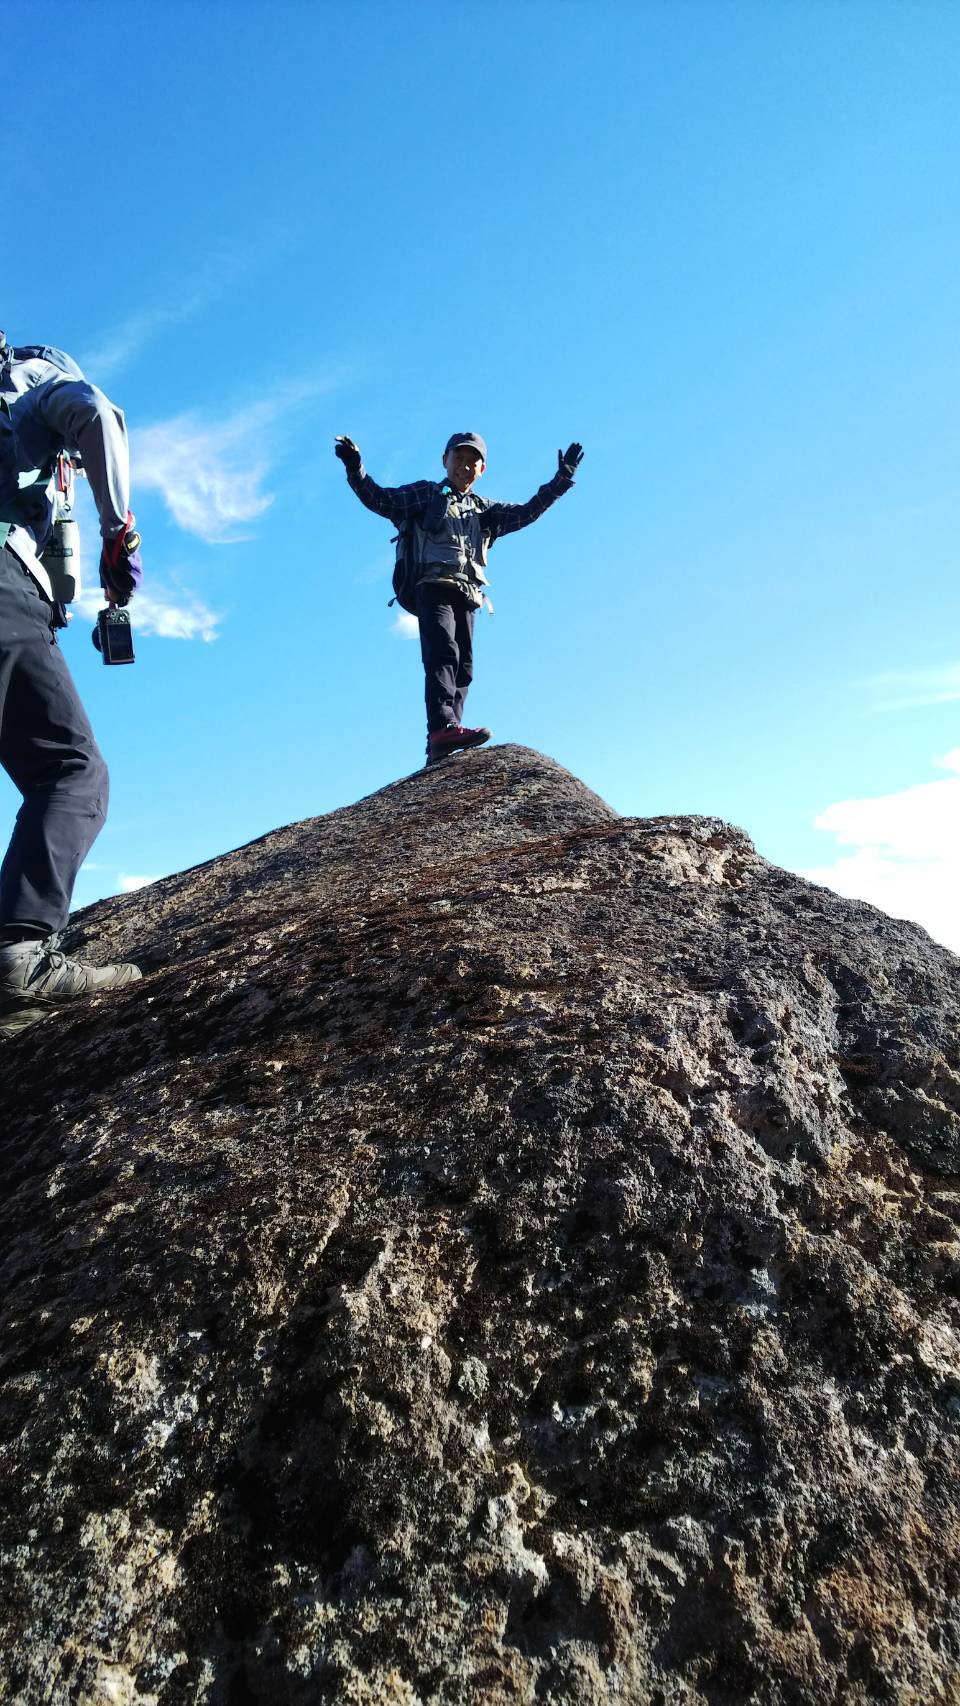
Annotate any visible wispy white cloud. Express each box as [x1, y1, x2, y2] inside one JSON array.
[[82, 298, 217, 381], [131, 375, 338, 543], [392, 611, 420, 640], [866, 663, 960, 711], [801, 749, 960, 953], [79, 246, 262, 378], [118, 874, 161, 894], [73, 579, 220, 643], [131, 413, 273, 542], [66, 479, 220, 640], [118, 873, 161, 900]]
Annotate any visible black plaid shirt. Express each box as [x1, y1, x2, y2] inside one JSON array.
[[345, 464, 574, 545]]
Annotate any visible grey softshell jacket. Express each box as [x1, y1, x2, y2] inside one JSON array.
[[0, 345, 130, 603]]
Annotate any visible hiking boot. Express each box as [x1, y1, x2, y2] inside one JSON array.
[[0, 938, 142, 1038], [427, 724, 492, 764]]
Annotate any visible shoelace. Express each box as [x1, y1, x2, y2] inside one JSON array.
[[30, 949, 82, 988]]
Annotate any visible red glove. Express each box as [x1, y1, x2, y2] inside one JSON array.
[[100, 511, 143, 606]]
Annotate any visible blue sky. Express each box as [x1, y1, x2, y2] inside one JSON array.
[[5, 0, 960, 946]]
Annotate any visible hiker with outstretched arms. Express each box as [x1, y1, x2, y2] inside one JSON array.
[[335, 431, 583, 765], [0, 332, 143, 1037]]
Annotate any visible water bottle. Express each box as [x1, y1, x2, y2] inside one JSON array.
[[41, 516, 81, 603]]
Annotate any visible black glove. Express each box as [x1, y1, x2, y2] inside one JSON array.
[[558, 442, 584, 479], [335, 436, 362, 476]]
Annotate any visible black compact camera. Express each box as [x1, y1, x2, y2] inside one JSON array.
[[93, 607, 135, 666]]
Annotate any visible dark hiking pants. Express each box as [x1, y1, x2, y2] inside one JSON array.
[[416, 582, 476, 733], [0, 545, 108, 933]]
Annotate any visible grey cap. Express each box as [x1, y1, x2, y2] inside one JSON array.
[[444, 431, 487, 462]]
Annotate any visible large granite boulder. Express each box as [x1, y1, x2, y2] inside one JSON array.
[[0, 745, 958, 1704]]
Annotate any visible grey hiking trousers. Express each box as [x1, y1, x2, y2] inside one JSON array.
[[0, 545, 108, 932]]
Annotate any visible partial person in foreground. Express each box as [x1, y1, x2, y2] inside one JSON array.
[[0, 333, 144, 1038], [335, 430, 583, 765]]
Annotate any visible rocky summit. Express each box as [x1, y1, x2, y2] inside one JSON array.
[[0, 744, 958, 1706]]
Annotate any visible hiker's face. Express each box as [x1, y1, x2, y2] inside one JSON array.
[[443, 446, 484, 493]]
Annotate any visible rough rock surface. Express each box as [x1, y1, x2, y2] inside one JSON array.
[[1, 744, 959, 1705]]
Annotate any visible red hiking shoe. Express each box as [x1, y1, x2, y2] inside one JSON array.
[[426, 725, 492, 764]]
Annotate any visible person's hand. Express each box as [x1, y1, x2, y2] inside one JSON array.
[[99, 512, 143, 607], [558, 443, 584, 478], [335, 436, 362, 476]]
